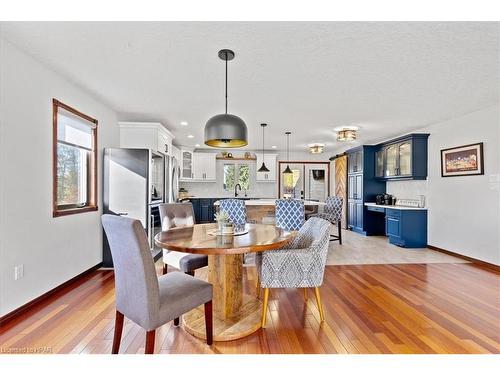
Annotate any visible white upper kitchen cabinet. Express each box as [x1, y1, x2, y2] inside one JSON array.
[[256, 154, 278, 181], [119, 122, 174, 156], [180, 147, 194, 180], [171, 145, 181, 162], [192, 152, 217, 181]]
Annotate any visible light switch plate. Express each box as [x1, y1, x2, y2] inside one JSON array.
[[14, 264, 24, 280]]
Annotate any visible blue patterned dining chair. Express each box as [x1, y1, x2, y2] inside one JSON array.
[[256, 217, 331, 326], [310, 196, 343, 244], [219, 199, 248, 226], [275, 199, 305, 231]]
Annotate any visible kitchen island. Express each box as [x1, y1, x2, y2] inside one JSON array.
[[214, 199, 325, 223]]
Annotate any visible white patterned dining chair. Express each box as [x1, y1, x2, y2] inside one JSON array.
[[255, 199, 305, 296], [256, 217, 332, 326]]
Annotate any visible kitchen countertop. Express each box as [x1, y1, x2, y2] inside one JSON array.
[[214, 199, 326, 206], [365, 202, 427, 211]]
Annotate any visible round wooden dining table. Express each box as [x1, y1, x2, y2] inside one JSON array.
[[154, 223, 292, 341]]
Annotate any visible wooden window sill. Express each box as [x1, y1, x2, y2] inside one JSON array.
[[53, 206, 98, 218]]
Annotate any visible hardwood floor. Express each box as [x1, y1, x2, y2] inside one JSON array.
[[1, 262, 499, 354]]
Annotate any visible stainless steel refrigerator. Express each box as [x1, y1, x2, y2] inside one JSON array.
[[102, 148, 178, 267]]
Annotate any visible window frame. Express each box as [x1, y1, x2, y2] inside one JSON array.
[[52, 99, 98, 217]]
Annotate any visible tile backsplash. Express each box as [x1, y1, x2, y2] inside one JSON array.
[[386, 180, 428, 202]]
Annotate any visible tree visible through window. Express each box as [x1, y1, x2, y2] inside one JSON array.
[[53, 99, 98, 217], [223, 163, 250, 191]]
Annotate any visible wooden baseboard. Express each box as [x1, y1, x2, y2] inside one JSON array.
[[0, 263, 102, 326], [427, 245, 500, 272]]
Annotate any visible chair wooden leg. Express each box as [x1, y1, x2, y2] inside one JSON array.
[[261, 288, 269, 327], [145, 330, 155, 354], [303, 288, 308, 301], [313, 287, 325, 322], [338, 221, 342, 245], [112, 310, 124, 354], [256, 274, 261, 298], [162, 264, 168, 275], [173, 317, 180, 326], [204, 301, 213, 345]]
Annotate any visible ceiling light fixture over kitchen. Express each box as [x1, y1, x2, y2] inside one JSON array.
[[258, 123, 270, 172], [309, 143, 325, 154], [335, 126, 358, 142], [204, 49, 248, 148]]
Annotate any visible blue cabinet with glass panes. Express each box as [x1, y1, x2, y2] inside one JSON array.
[[374, 134, 430, 180]]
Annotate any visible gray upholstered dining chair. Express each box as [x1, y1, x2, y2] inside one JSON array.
[[256, 217, 331, 326], [159, 203, 208, 276], [101, 214, 213, 354]]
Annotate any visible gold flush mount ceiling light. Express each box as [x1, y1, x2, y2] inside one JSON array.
[[334, 126, 358, 142], [308, 143, 325, 154]]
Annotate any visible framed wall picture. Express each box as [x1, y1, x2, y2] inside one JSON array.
[[440, 142, 484, 177]]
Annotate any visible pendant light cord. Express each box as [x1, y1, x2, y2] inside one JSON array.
[[225, 51, 228, 114], [262, 125, 265, 157], [287, 133, 290, 161]]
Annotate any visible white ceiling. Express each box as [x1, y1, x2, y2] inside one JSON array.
[[1, 22, 498, 154]]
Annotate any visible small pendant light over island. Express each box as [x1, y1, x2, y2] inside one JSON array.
[[258, 123, 270, 172]]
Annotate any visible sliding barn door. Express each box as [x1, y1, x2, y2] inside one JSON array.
[[334, 155, 348, 229]]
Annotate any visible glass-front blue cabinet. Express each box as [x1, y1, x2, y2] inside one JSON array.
[[375, 134, 429, 180]]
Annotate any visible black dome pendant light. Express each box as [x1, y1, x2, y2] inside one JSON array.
[[283, 131, 293, 175], [258, 123, 270, 172], [204, 49, 248, 148]]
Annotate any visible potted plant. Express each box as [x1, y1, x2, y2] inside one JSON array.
[[214, 210, 230, 232]]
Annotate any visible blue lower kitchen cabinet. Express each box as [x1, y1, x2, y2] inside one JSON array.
[[385, 208, 427, 248], [186, 198, 220, 223]]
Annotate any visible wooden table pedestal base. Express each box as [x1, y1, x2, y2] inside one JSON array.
[[182, 294, 262, 341]]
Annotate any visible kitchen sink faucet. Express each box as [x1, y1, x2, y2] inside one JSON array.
[[234, 183, 241, 197]]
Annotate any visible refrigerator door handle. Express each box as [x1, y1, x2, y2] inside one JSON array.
[[149, 214, 155, 249]]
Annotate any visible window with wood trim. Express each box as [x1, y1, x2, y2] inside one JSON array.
[[53, 99, 98, 217]]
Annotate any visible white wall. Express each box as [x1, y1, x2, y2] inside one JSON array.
[[179, 150, 332, 198], [387, 105, 500, 265], [0, 38, 119, 316]]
